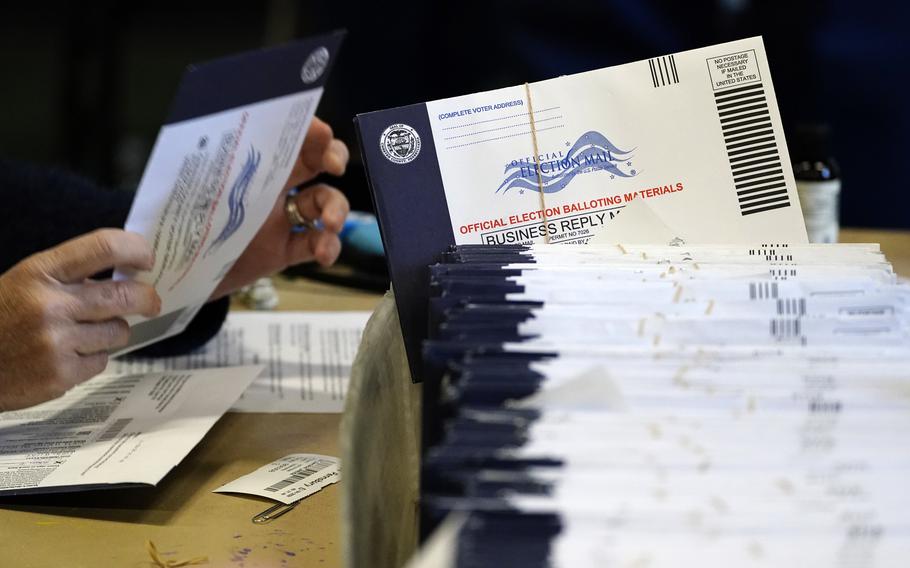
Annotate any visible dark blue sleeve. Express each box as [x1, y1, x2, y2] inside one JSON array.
[[0, 158, 134, 274]]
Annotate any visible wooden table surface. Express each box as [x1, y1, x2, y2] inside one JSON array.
[[840, 227, 910, 276], [0, 228, 906, 568]]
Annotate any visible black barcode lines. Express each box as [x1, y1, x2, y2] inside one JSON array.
[[649, 55, 679, 88], [748, 281, 779, 300], [96, 418, 132, 443], [769, 268, 798, 280], [770, 317, 802, 341], [714, 83, 790, 216], [265, 459, 335, 493], [776, 298, 808, 316]]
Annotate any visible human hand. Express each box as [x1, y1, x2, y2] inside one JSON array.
[[210, 116, 350, 300], [0, 229, 161, 411]]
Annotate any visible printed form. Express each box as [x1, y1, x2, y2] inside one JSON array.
[[431, 38, 805, 244], [114, 32, 344, 354], [107, 311, 371, 413], [0, 366, 262, 494]]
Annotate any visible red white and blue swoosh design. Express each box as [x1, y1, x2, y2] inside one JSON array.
[[496, 131, 637, 194], [206, 146, 260, 256]]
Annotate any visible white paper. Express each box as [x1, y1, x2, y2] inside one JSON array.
[[214, 453, 340, 504], [423, 243, 910, 567], [107, 311, 371, 413], [423, 37, 807, 246], [0, 365, 262, 494], [116, 88, 324, 355], [588, 196, 678, 245]]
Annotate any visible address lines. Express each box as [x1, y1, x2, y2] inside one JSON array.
[[442, 106, 564, 150]]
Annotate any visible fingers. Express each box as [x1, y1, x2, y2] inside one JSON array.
[[287, 118, 349, 187], [38, 229, 155, 284], [5, 335, 111, 409], [293, 184, 350, 233], [287, 229, 342, 267], [71, 279, 162, 321], [323, 139, 349, 177], [73, 353, 110, 386], [74, 319, 131, 355], [0, 232, 152, 410], [298, 117, 335, 178]]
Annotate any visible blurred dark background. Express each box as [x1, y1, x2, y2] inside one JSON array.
[[1, 0, 908, 228]]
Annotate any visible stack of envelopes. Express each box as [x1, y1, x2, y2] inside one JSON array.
[[420, 243, 910, 567]]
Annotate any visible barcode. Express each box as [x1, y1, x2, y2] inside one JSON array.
[[748, 249, 794, 261], [776, 298, 807, 316], [748, 244, 790, 254], [648, 55, 679, 88], [748, 282, 779, 300], [264, 459, 335, 493], [714, 83, 790, 216], [769, 268, 798, 280], [748, 246, 793, 261], [96, 418, 132, 443], [770, 318, 802, 340]]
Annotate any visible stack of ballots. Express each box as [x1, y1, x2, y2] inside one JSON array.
[[420, 242, 910, 567], [353, 35, 910, 567]]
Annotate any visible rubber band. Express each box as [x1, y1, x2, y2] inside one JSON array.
[[146, 540, 209, 568], [523, 83, 551, 244]]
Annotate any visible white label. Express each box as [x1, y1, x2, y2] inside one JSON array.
[[707, 49, 761, 90], [214, 453, 340, 504]]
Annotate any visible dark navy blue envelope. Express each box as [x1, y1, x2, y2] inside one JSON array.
[[166, 30, 346, 125], [355, 108, 455, 381]]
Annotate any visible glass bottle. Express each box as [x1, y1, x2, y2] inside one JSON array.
[[792, 123, 841, 243]]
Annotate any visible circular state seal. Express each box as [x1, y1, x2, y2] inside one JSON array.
[[379, 124, 421, 164], [301, 47, 330, 84]]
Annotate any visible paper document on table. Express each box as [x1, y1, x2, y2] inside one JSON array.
[[0, 365, 262, 495], [114, 32, 344, 355], [108, 311, 371, 413], [214, 453, 340, 505]]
